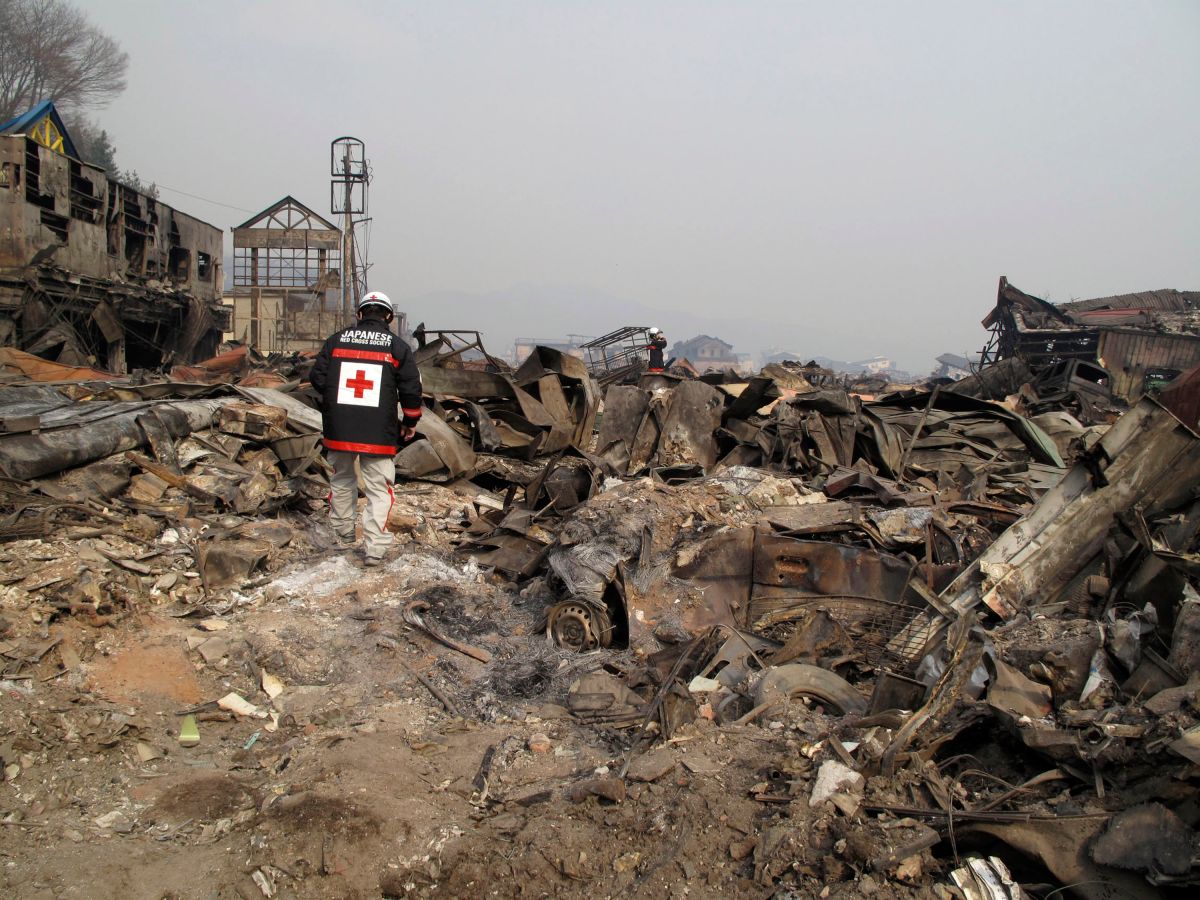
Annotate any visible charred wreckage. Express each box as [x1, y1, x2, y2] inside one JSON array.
[[1, 102, 228, 373], [2, 291, 1199, 896], [1, 109, 1200, 896]]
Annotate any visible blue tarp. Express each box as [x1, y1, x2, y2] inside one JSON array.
[[0, 99, 79, 159]]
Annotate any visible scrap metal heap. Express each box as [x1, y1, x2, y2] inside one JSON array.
[[0, 315, 1199, 895]]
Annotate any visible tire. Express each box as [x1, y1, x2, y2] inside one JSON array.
[[752, 664, 867, 715]]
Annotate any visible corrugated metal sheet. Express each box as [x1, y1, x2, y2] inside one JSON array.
[[1061, 289, 1200, 314], [1098, 330, 1200, 400], [1159, 364, 1200, 432]]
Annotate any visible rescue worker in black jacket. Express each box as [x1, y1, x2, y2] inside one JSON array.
[[646, 327, 667, 372], [310, 291, 423, 566]]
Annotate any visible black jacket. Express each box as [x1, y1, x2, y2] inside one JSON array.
[[647, 336, 667, 369], [310, 319, 423, 456]]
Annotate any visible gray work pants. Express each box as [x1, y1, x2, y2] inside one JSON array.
[[328, 451, 395, 559]]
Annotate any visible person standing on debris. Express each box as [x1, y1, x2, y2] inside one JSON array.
[[310, 291, 423, 566], [646, 327, 667, 373]]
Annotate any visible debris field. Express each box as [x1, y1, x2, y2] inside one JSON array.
[[1, 300, 1199, 899]]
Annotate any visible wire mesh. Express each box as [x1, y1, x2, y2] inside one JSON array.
[[756, 595, 930, 670]]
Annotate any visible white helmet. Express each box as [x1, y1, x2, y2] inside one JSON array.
[[648, 327, 660, 335], [357, 291, 393, 314]]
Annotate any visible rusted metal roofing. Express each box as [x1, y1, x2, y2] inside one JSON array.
[[1060, 289, 1200, 315], [1099, 329, 1200, 401], [1158, 363, 1200, 432], [984, 278, 1200, 402]]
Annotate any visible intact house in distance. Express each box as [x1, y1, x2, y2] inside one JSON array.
[[669, 334, 742, 373]]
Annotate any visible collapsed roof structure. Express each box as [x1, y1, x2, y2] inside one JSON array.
[[0, 101, 229, 372], [982, 276, 1200, 402]]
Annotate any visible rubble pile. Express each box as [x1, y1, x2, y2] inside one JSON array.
[[458, 367, 1200, 896], [0, 335, 1198, 898]]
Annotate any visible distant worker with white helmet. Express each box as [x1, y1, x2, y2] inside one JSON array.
[[645, 327, 668, 373], [309, 291, 423, 566]]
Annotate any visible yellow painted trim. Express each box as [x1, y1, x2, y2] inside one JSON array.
[[31, 115, 65, 154]]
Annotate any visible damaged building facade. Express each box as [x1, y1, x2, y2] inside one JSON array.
[[226, 196, 346, 353], [983, 275, 1200, 403], [0, 102, 228, 372]]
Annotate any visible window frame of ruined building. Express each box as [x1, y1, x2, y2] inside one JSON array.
[[105, 186, 121, 256], [121, 187, 149, 272], [68, 159, 102, 225], [124, 229, 146, 270], [168, 246, 192, 281], [197, 251, 213, 282], [144, 207, 162, 277], [23, 139, 55, 211], [40, 209, 69, 243]]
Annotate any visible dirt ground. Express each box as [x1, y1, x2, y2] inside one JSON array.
[[0, 513, 939, 900]]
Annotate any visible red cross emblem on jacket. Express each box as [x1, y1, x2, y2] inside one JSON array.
[[345, 369, 375, 399]]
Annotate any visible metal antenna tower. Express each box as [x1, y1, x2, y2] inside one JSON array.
[[331, 137, 370, 321]]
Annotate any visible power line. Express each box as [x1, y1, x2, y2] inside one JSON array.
[[152, 183, 256, 214]]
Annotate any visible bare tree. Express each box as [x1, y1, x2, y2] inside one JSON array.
[[0, 0, 128, 122]]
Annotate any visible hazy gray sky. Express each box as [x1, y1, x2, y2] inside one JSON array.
[[86, 0, 1199, 370]]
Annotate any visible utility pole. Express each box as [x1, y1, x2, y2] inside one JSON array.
[[341, 142, 353, 322], [331, 137, 369, 323]]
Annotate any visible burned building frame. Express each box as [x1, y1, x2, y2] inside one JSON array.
[[227, 196, 345, 353], [981, 275, 1200, 402], [0, 101, 228, 373]]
